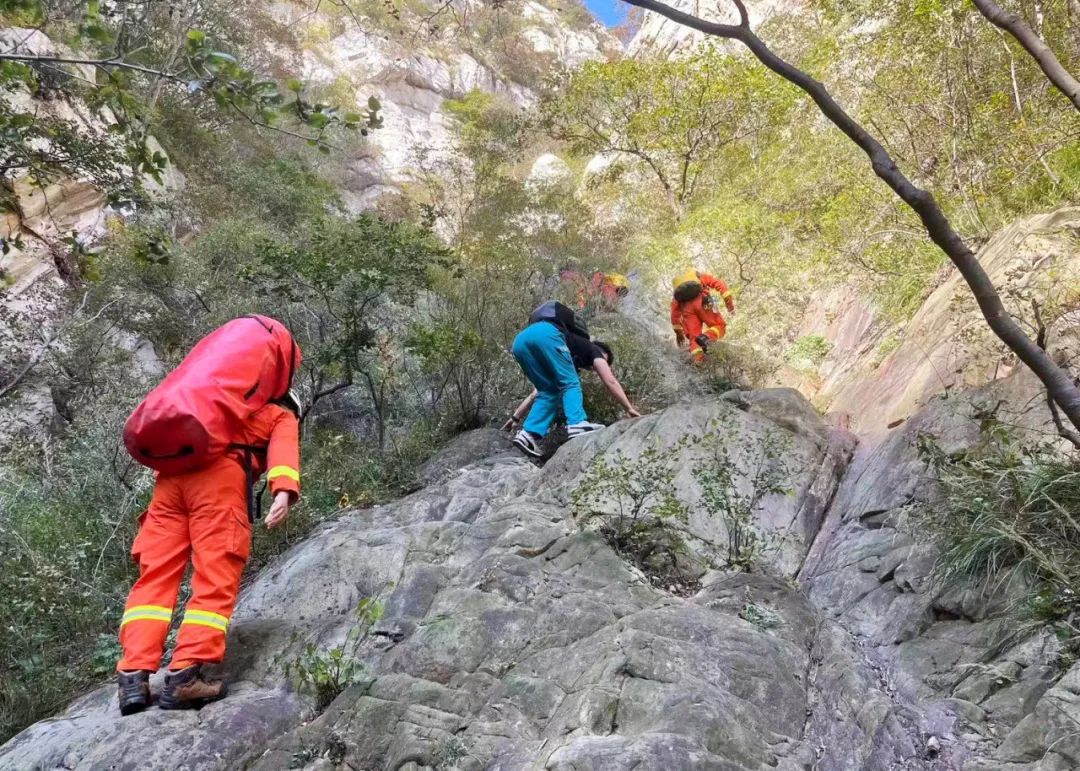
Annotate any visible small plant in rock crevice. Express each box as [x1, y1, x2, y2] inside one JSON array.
[[694, 419, 795, 572], [740, 599, 781, 631], [431, 736, 471, 769], [570, 417, 797, 587], [571, 438, 700, 590], [282, 597, 385, 711]]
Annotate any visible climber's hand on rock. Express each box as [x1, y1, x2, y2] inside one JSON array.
[[626, 406, 642, 418], [265, 491, 292, 530], [501, 416, 519, 432]]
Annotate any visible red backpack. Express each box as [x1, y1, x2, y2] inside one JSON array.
[[124, 315, 301, 475]]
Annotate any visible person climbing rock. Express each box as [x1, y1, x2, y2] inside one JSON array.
[[670, 268, 736, 364], [503, 300, 640, 457], [115, 316, 302, 715], [559, 269, 631, 312]]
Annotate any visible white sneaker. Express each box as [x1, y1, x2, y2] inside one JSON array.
[[566, 421, 604, 438], [512, 430, 543, 457]]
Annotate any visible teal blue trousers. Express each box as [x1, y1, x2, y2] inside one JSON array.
[[511, 322, 587, 436]]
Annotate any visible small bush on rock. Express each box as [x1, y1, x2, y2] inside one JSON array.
[[283, 597, 384, 711], [695, 419, 794, 571], [919, 431, 1080, 651], [571, 439, 704, 591]]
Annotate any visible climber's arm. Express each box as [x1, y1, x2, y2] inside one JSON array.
[[670, 299, 686, 346], [265, 409, 300, 529], [502, 389, 538, 431], [592, 358, 641, 418], [702, 274, 736, 313]]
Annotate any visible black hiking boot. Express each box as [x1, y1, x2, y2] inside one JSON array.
[[158, 665, 227, 710], [117, 670, 151, 716]]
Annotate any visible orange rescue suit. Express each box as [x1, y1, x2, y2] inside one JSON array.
[[671, 272, 735, 363], [117, 403, 300, 673]]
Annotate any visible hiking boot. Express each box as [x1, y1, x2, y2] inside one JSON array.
[[566, 421, 604, 438], [512, 429, 543, 457], [117, 670, 150, 716], [158, 665, 227, 710]]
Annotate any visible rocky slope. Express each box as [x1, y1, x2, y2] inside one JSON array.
[[4, 386, 1077, 769]]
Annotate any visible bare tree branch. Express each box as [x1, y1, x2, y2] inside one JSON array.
[[971, 0, 1080, 113], [1031, 300, 1080, 449], [618, 0, 1080, 434], [0, 292, 90, 401], [0, 52, 186, 81]]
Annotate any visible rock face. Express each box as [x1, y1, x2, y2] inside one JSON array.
[[627, 0, 806, 59], [3, 388, 1078, 769], [793, 207, 1080, 435], [268, 0, 618, 208]]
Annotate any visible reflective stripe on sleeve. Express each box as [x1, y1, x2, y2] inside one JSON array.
[[267, 465, 299, 482], [121, 605, 174, 627], [181, 609, 230, 633]]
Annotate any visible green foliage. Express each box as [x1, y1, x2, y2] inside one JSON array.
[[0, 399, 148, 740], [283, 598, 384, 711], [541, 46, 792, 220], [918, 430, 1080, 649], [739, 599, 781, 631], [431, 737, 471, 769], [572, 440, 692, 530], [0, 0, 382, 196], [694, 419, 794, 572], [572, 439, 700, 588], [785, 335, 832, 370]]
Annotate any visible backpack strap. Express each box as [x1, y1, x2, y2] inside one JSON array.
[[228, 442, 269, 523]]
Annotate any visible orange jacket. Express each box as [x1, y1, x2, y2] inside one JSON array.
[[671, 273, 735, 335], [230, 403, 301, 501]]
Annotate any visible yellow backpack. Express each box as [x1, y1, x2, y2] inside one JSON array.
[[672, 269, 702, 304]]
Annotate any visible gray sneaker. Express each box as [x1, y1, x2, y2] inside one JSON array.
[[512, 430, 543, 457], [566, 421, 604, 438]]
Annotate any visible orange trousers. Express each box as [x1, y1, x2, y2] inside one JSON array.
[[679, 296, 727, 362], [117, 455, 251, 672]]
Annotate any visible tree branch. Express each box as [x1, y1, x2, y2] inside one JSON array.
[[1031, 300, 1080, 449], [0, 292, 90, 401], [618, 0, 1080, 435], [0, 52, 186, 82], [971, 0, 1080, 113]]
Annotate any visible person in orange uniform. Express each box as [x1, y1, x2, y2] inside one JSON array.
[[116, 396, 301, 714], [670, 268, 736, 364]]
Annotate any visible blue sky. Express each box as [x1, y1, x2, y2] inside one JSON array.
[[583, 0, 628, 27]]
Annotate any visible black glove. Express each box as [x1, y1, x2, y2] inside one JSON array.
[[695, 334, 710, 352]]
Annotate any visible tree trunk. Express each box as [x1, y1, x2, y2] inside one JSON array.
[[619, 0, 1080, 433], [971, 0, 1080, 112]]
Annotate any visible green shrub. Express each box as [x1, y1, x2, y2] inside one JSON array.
[[571, 439, 702, 589], [694, 418, 794, 571], [283, 597, 384, 711], [919, 431, 1080, 649], [0, 407, 149, 740], [785, 334, 832, 370]]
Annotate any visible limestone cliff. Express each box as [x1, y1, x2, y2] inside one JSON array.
[[264, 0, 618, 208]]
